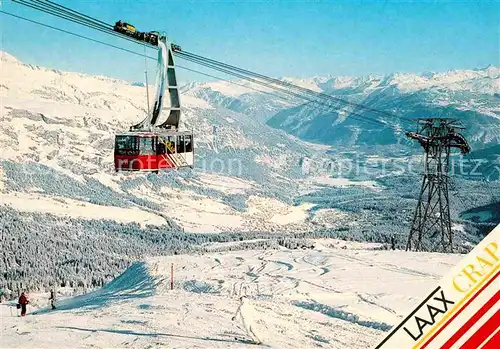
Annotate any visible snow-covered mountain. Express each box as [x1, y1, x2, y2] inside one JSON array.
[[185, 66, 500, 148], [1, 50, 498, 295], [181, 80, 296, 122], [270, 67, 500, 148], [0, 50, 314, 236], [291, 66, 499, 95], [0, 50, 323, 292], [2, 49, 498, 240]]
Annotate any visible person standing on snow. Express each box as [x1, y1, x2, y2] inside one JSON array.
[[232, 295, 262, 344], [18, 292, 29, 317], [49, 290, 56, 310]]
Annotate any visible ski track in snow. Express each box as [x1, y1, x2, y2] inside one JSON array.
[[0, 244, 462, 349]]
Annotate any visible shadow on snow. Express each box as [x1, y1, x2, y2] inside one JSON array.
[[56, 326, 257, 345], [35, 262, 157, 314], [294, 300, 392, 332]]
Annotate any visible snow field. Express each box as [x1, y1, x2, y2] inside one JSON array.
[[1, 242, 462, 348]]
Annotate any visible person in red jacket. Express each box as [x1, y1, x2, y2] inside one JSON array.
[[18, 292, 29, 317]]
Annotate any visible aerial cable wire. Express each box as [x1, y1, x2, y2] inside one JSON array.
[[0, 9, 290, 104], [176, 58, 400, 124], [34, 0, 113, 28], [177, 53, 396, 130], [177, 50, 414, 124], [15, 0, 412, 131], [23, 0, 149, 47], [16, 0, 412, 131], [14, 0, 109, 31], [180, 50, 414, 127], [8, 1, 496, 229], [2, 8, 399, 131], [28, 0, 157, 49], [0, 10, 154, 59], [177, 52, 413, 132], [12, 0, 155, 48], [12, 0, 123, 38], [178, 50, 407, 121], [0, 10, 297, 108], [177, 65, 303, 104], [30, 0, 112, 30], [177, 51, 410, 132], [178, 53, 401, 130]]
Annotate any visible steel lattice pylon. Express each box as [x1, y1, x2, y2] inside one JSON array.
[[405, 118, 471, 253]]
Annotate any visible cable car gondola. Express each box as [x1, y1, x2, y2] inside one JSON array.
[[114, 131, 193, 172], [114, 35, 193, 173]]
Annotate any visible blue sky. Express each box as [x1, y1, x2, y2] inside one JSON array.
[[1, 0, 498, 84]]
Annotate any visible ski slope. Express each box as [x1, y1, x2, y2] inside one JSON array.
[[0, 241, 462, 349]]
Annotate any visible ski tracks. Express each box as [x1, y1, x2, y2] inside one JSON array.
[[332, 250, 440, 279], [355, 293, 397, 315]]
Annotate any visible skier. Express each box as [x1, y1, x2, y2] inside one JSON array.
[[232, 295, 262, 344], [49, 290, 56, 310], [18, 292, 29, 317]]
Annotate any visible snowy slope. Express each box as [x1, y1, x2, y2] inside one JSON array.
[[1, 50, 335, 292], [181, 80, 296, 122], [0, 50, 315, 234], [0, 242, 463, 349]]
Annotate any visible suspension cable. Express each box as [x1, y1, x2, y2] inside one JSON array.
[[177, 65, 299, 103], [13, 0, 413, 130], [0, 9, 285, 103], [177, 50, 414, 125], [180, 46, 418, 128], [177, 53, 399, 130], [13, 0, 414, 130], [35, 0, 113, 28], [12, 0, 124, 39], [12, 0, 155, 48], [0, 10, 154, 59], [3, 6, 403, 131], [14, 0, 109, 31], [176, 51, 410, 131], [0, 10, 298, 108]]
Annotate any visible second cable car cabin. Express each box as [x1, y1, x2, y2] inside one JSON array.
[[114, 131, 193, 172]]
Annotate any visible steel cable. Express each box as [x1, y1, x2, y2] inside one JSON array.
[[178, 50, 414, 124], [177, 53, 400, 130]]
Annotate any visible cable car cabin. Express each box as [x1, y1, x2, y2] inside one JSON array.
[[114, 131, 194, 173]]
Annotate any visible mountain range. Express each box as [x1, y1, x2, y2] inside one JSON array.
[[184, 66, 499, 149]]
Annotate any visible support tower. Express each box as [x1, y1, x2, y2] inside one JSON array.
[[406, 118, 471, 253]]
